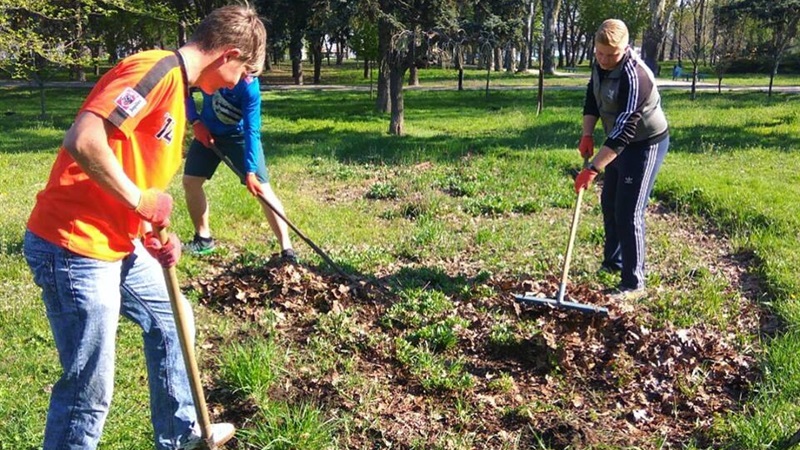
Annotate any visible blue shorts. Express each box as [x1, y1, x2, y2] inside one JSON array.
[[183, 133, 270, 184]]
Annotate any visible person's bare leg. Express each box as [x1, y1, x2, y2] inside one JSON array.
[[182, 175, 212, 238], [258, 183, 292, 251]]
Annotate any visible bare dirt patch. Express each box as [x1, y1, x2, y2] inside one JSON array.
[[190, 205, 766, 449]]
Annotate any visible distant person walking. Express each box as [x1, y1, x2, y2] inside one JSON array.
[[183, 76, 296, 262], [22, 5, 266, 449], [672, 62, 683, 81], [574, 18, 669, 301]]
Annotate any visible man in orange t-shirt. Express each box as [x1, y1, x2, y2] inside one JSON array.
[[23, 6, 266, 450]]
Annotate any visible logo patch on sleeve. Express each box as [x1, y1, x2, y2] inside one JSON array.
[[114, 87, 147, 117]]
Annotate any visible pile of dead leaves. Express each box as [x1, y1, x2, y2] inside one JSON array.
[[190, 257, 761, 449]]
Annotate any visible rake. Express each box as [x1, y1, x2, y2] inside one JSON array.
[[206, 143, 354, 282], [513, 182, 609, 316]]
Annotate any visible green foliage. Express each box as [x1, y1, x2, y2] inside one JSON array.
[[408, 316, 470, 353], [218, 337, 284, 403], [488, 321, 519, 348], [244, 401, 336, 450], [365, 181, 399, 200], [487, 372, 516, 394], [395, 337, 474, 393], [381, 289, 452, 329]]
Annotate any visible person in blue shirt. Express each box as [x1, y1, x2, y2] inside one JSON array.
[[183, 76, 295, 261]]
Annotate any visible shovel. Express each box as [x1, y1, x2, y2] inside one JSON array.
[[513, 164, 609, 316], [156, 227, 220, 449]]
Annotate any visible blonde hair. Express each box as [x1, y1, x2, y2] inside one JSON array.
[[595, 19, 629, 48], [190, 5, 267, 76]]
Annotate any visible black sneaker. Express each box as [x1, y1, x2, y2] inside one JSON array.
[[280, 248, 298, 263], [183, 234, 216, 255]]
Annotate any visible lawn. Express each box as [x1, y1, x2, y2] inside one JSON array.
[[0, 77, 799, 449]]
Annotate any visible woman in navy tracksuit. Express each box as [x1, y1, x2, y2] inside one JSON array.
[[574, 19, 669, 300]]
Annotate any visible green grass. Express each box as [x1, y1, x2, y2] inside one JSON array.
[[1, 75, 800, 447]]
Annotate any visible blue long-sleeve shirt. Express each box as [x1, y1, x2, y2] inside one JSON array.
[[187, 76, 262, 174]]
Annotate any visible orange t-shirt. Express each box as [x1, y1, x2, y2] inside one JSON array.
[[27, 50, 187, 261]]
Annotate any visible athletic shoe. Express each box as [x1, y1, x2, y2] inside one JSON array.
[[183, 234, 216, 255], [180, 422, 235, 449], [598, 262, 622, 274], [608, 287, 647, 302], [281, 248, 298, 263]]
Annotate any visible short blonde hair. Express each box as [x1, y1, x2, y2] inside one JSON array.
[[190, 5, 267, 76], [595, 19, 629, 48]]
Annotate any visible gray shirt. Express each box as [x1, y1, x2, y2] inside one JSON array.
[[583, 48, 669, 153]]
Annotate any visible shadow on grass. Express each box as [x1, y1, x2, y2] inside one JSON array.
[[0, 87, 85, 154], [3, 87, 799, 160]]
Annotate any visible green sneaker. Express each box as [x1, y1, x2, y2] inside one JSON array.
[[183, 234, 216, 255]]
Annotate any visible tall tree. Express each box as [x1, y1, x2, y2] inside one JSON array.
[[351, 9, 379, 80], [370, 0, 458, 135], [710, 0, 745, 92], [641, 0, 677, 74], [682, 0, 709, 99], [578, 0, 649, 55], [0, 1, 100, 115], [540, 0, 560, 73], [719, 0, 800, 96]]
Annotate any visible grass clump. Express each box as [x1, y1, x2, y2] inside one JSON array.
[[407, 316, 470, 353], [217, 337, 284, 403], [381, 288, 452, 329], [244, 401, 336, 450], [395, 338, 474, 393], [365, 181, 399, 200]]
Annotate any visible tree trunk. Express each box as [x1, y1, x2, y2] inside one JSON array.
[[493, 47, 502, 72], [290, 32, 304, 85], [324, 39, 332, 66], [769, 60, 778, 97], [408, 65, 419, 86], [541, 0, 560, 74], [455, 48, 464, 91], [557, 10, 567, 68], [177, 20, 188, 47], [336, 42, 345, 65], [73, 3, 86, 82], [642, 0, 673, 74], [313, 41, 323, 84], [388, 65, 406, 135], [537, 40, 544, 115], [363, 58, 370, 79], [520, 1, 534, 71], [376, 18, 391, 113]]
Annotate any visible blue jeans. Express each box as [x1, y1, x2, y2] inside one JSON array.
[[23, 231, 198, 450]]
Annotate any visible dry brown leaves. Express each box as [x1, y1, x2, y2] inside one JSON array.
[[191, 249, 761, 449]]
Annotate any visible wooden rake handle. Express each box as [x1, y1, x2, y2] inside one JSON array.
[[155, 227, 215, 449]]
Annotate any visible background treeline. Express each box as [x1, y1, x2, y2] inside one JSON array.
[[2, 0, 798, 79], [1, 0, 797, 130]]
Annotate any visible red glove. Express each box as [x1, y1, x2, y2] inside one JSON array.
[[574, 168, 598, 193], [578, 135, 594, 159], [142, 232, 182, 268], [245, 173, 264, 197], [134, 189, 173, 227], [192, 121, 214, 148]]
